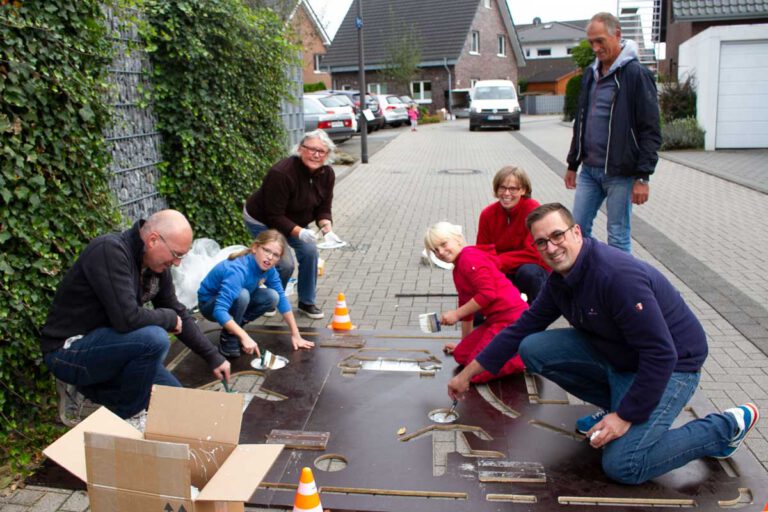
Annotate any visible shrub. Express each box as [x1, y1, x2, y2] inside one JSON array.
[[142, 0, 297, 245], [564, 73, 583, 121], [304, 81, 327, 93], [661, 117, 705, 150], [659, 75, 697, 122], [420, 113, 441, 124], [0, 0, 121, 476]]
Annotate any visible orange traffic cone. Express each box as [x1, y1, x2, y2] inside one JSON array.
[[328, 292, 355, 331], [293, 466, 323, 512]]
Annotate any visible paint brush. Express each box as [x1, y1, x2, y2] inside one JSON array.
[[448, 399, 458, 418], [418, 312, 441, 333], [221, 378, 232, 393]]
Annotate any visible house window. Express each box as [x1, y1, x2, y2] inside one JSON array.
[[341, 84, 353, 91], [313, 54, 322, 73], [525, 48, 531, 57], [367, 83, 387, 95], [537, 48, 551, 56], [411, 80, 432, 102], [497, 35, 506, 56], [470, 31, 480, 54], [566, 47, 575, 55], [483, 0, 491, 7]]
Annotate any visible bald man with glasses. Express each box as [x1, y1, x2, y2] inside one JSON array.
[[449, 203, 759, 485], [41, 209, 230, 428]]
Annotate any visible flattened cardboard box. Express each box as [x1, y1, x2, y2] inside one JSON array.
[[44, 385, 283, 512]]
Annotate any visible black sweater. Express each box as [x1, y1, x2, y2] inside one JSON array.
[[40, 222, 224, 370]]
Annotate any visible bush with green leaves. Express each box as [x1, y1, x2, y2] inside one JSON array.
[[659, 75, 697, 122], [661, 117, 705, 150], [142, 0, 297, 245], [564, 73, 583, 121], [304, 81, 328, 93], [0, 0, 121, 475]]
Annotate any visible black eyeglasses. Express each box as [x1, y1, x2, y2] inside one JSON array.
[[301, 144, 329, 156], [532, 226, 575, 251], [157, 233, 186, 260], [497, 185, 522, 194]]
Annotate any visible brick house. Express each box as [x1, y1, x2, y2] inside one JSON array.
[[319, 0, 525, 114], [289, 0, 332, 89], [655, 0, 768, 79]]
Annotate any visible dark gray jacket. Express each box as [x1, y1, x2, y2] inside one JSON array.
[[40, 222, 225, 370], [567, 41, 661, 180]]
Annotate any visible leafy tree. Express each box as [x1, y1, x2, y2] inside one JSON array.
[[571, 39, 595, 70], [382, 17, 421, 93]]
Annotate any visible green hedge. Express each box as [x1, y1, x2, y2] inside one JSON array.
[[142, 0, 297, 246], [0, 0, 121, 475], [564, 73, 583, 121]]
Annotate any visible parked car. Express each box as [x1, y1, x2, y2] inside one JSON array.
[[302, 96, 355, 143], [468, 79, 521, 131], [306, 92, 358, 133], [399, 95, 415, 106], [375, 94, 408, 127], [327, 89, 385, 132]]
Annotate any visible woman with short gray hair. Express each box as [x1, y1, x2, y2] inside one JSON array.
[[242, 129, 342, 320]]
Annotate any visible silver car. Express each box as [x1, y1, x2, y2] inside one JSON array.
[[303, 97, 355, 143], [375, 94, 408, 127]]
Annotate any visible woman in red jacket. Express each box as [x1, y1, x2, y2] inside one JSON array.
[[424, 222, 526, 383], [477, 166, 549, 303]]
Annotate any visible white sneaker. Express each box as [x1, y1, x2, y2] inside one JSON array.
[[126, 409, 148, 432], [263, 309, 277, 317]]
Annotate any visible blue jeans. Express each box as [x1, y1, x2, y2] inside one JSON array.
[[572, 165, 634, 253], [199, 287, 278, 349], [518, 328, 737, 484], [245, 219, 318, 305], [509, 264, 549, 304], [43, 326, 180, 418]]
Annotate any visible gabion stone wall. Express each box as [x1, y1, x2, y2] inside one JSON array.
[[282, 59, 304, 150], [103, 5, 166, 224]]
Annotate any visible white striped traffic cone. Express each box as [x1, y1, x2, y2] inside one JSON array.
[[293, 466, 323, 512], [328, 292, 355, 331]]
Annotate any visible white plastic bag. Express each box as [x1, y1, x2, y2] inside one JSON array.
[[171, 238, 248, 309]]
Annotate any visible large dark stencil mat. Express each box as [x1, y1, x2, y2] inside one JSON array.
[[36, 320, 768, 511]]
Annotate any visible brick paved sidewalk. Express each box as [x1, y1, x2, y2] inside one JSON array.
[[5, 117, 766, 511]]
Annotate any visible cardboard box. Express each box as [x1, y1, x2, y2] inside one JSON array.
[[44, 385, 283, 512]]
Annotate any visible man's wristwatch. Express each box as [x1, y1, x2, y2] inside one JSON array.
[[635, 178, 649, 184]]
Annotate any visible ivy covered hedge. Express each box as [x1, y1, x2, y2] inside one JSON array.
[[143, 0, 297, 246], [1, 0, 297, 478], [0, 0, 121, 475]]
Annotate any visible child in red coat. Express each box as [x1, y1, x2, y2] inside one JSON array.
[[424, 222, 528, 383]]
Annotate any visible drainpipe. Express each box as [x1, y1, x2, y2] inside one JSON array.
[[443, 57, 452, 120]]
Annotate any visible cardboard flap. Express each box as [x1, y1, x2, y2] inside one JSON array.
[[43, 407, 142, 482], [145, 385, 243, 446], [196, 444, 283, 502], [85, 432, 191, 498]]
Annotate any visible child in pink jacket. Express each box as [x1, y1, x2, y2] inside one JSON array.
[[424, 221, 527, 383], [408, 104, 419, 131]]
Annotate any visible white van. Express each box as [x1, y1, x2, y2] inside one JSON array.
[[469, 79, 521, 131]]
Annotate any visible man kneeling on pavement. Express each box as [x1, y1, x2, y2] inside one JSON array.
[[40, 209, 231, 427], [448, 203, 759, 484]]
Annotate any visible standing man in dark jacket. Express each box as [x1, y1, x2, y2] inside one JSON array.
[[565, 12, 661, 253], [448, 203, 759, 485], [41, 210, 230, 426]]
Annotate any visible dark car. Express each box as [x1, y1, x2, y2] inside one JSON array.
[[327, 89, 385, 132], [302, 96, 354, 143]]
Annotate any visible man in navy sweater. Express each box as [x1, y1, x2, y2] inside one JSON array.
[[448, 203, 759, 484]]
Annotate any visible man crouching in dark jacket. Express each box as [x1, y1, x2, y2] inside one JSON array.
[[40, 209, 230, 427], [449, 203, 759, 485]]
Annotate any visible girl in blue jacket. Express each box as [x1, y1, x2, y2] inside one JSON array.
[[198, 229, 315, 358]]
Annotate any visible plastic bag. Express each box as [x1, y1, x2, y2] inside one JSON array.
[[171, 238, 248, 309]]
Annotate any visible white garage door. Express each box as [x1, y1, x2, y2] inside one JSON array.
[[716, 40, 768, 149]]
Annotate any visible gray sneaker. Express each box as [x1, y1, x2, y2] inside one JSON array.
[[56, 378, 83, 428]]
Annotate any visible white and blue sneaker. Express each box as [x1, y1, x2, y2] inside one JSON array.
[[712, 403, 760, 459], [576, 409, 608, 435]]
